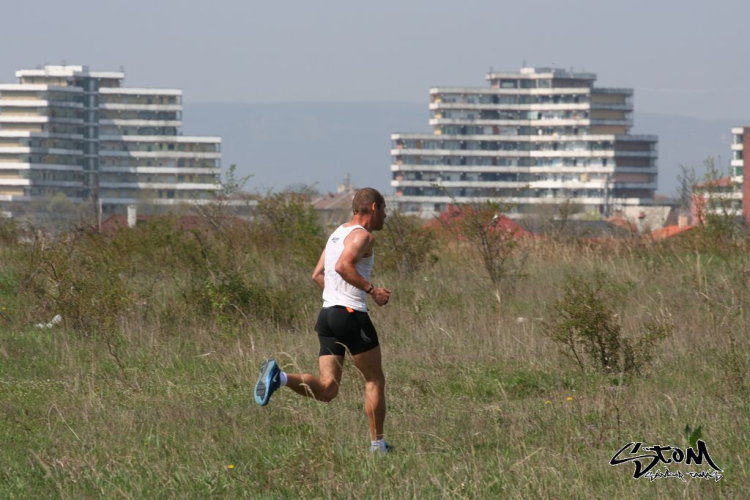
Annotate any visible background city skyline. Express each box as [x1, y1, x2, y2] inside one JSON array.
[[4, 0, 748, 195]]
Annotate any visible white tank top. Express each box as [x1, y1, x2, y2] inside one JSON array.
[[322, 224, 374, 312]]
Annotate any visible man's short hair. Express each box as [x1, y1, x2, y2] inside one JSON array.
[[352, 188, 384, 214]]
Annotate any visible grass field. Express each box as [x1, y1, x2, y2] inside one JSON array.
[[0, 215, 748, 498]]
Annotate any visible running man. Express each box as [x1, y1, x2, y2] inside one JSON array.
[[254, 188, 392, 453]]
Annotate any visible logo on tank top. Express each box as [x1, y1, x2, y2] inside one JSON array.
[[331, 237, 340, 243]]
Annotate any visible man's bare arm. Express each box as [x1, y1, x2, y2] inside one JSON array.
[[335, 229, 391, 306], [311, 249, 326, 290]]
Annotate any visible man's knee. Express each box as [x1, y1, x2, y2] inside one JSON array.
[[319, 382, 339, 402], [365, 373, 385, 390]]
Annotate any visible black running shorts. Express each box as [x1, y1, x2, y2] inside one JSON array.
[[315, 306, 380, 357]]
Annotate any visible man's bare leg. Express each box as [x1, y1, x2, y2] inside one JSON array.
[[352, 346, 386, 441], [285, 355, 344, 402]]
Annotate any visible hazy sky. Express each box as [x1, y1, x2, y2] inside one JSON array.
[[2, 1, 748, 194], [3, 0, 748, 120]]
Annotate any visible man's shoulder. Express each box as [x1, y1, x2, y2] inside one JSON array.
[[341, 223, 371, 234], [343, 226, 374, 246]]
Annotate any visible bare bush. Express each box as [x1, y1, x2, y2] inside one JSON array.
[[441, 201, 527, 288], [543, 271, 673, 376]]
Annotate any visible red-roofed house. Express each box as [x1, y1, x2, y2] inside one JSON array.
[[425, 204, 532, 239], [646, 214, 695, 241]]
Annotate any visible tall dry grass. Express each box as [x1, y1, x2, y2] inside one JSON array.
[[0, 212, 748, 498]]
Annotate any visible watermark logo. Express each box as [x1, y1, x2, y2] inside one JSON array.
[[610, 440, 723, 482]]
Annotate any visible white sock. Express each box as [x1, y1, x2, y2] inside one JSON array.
[[371, 438, 386, 450], [279, 372, 288, 386]]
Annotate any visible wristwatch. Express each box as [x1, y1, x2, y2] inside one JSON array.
[[366, 284, 374, 294]]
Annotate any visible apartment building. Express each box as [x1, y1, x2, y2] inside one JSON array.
[[732, 126, 749, 222], [693, 127, 749, 222], [391, 67, 658, 217], [0, 65, 221, 215]]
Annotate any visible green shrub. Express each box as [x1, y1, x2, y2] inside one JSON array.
[[194, 271, 304, 329], [251, 191, 325, 265], [543, 271, 673, 376], [0, 218, 19, 247], [17, 234, 135, 337], [378, 211, 437, 275]]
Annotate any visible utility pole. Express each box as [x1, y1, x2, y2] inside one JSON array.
[[603, 173, 611, 218]]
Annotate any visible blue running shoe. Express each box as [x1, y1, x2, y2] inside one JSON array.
[[369, 441, 394, 454], [254, 359, 281, 406]]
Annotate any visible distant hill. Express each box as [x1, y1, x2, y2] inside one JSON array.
[[632, 112, 739, 195], [182, 102, 429, 196], [183, 102, 743, 197]]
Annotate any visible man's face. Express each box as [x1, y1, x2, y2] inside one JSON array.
[[373, 202, 387, 231]]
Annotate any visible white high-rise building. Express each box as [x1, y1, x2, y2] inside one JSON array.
[[0, 65, 221, 214], [695, 127, 748, 220], [731, 127, 747, 219], [391, 67, 658, 218]]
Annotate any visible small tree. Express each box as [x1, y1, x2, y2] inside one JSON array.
[[695, 157, 740, 240], [195, 164, 254, 229], [46, 192, 76, 215], [442, 199, 527, 287], [543, 272, 673, 376], [683, 156, 750, 265], [675, 164, 697, 213]]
